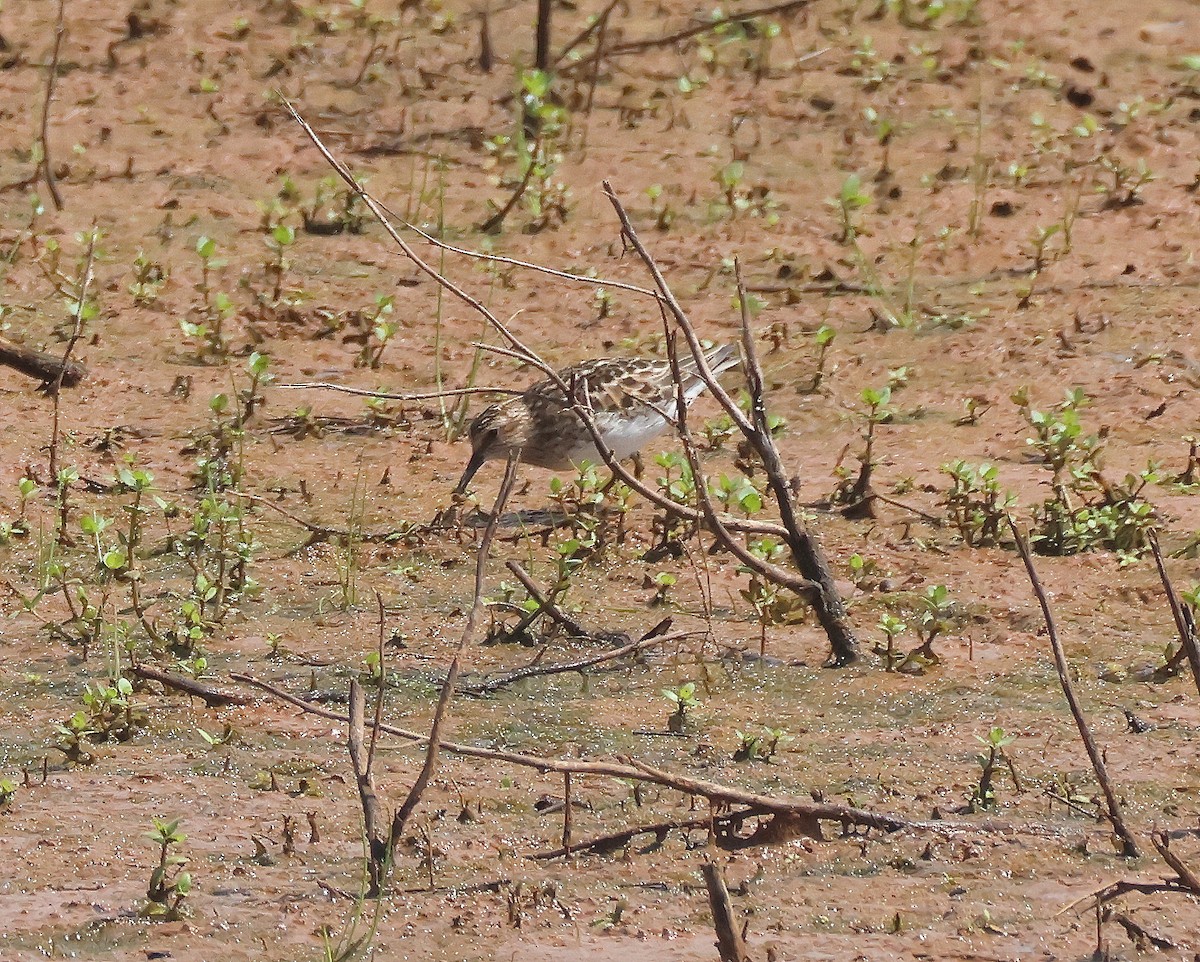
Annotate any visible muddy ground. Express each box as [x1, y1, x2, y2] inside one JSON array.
[[2, 0, 1200, 959]]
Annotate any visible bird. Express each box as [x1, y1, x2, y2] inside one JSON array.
[[454, 343, 739, 494]]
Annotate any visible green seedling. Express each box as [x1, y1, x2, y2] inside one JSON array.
[[144, 818, 191, 920], [733, 726, 789, 762], [970, 727, 1017, 811], [650, 571, 677, 606], [129, 250, 168, 304], [663, 682, 700, 733], [0, 777, 15, 807], [876, 612, 907, 671]]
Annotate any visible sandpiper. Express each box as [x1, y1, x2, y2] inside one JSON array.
[[455, 344, 739, 493]]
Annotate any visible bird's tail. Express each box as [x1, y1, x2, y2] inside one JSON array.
[[677, 342, 739, 379], [674, 342, 739, 401]]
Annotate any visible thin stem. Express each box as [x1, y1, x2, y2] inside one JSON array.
[[49, 230, 96, 478], [389, 455, 519, 843], [1007, 516, 1140, 858], [39, 0, 67, 211]]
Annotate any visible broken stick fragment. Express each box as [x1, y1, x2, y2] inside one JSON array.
[[0, 337, 87, 388]]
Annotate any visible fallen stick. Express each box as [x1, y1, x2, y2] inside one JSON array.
[[460, 624, 684, 696], [228, 670, 915, 835], [0, 337, 87, 387], [703, 857, 750, 962], [131, 664, 252, 707], [527, 812, 748, 860]]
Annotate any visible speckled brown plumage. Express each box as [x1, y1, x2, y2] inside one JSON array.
[[455, 345, 739, 491]]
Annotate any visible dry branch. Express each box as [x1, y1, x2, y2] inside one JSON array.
[[1148, 529, 1200, 696], [39, 0, 66, 210], [348, 679, 388, 897], [389, 456, 518, 842], [605, 184, 858, 665], [48, 231, 95, 478], [1008, 517, 1140, 857], [562, 0, 812, 74], [703, 857, 751, 962], [131, 664, 251, 707], [228, 671, 916, 836], [460, 621, 683, 696], [0, 337, 86, 387]]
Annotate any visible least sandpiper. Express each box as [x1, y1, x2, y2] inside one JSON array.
[[455, 344, 739, 493]]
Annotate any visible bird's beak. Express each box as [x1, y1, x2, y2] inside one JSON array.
[[454, 448, 487, 495]]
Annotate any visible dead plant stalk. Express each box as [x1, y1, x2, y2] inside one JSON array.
[[1007, 516, 1139, 857], [48, 230, 95, 478]]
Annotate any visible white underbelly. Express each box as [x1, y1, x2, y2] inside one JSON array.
[[562, 411, 672, 465]]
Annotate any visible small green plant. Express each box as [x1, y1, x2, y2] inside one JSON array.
[[942, 461, 1015, 547], [645, 183, 675, 230], [302, 175, 368, 235], [650, 571, 677, 606], [264, 223, 296, 305], [876, 612, 907, 671], [0, 777, 15, 807], [832, 386, 893, 509], [663, 682, 700, 733], [143, 818, 191, 920], [182, 236, 233, 359], [709, 473, 764, 517], [55, 710, 98, 765], [970, 727, 1017, 811], [733, 726, 788, 762], [829, 173, 871, 245], [1013, 387, 1156, 556], [356, 293, 399, 369], [649, 452, 698, 551], [128, 250, 168, 304]]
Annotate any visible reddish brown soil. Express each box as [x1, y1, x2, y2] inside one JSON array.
[[3, 0, 1200, 959]]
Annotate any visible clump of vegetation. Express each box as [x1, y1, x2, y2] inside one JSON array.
[[1013, 387, 1157, 559], [942, 461, 1015, 547], [733, 726, 788, 762]]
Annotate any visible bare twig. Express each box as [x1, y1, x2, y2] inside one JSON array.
[[1148, 529, 1200, 697], [389, 455, 519, 842], [374, 197, 663, 302], [1150, 830, 1200, 894], [348, 679, 388, 897], [461, 623, 685, 696], [1007, 516, 1139, 857], [275, 381, 525, 401], [528, 812, 742, 859], [535, 0, 552, 72], [563, 0, 812, 74], [39, 0, 67, 210], [479, 135, 543, 234], [664, 331, 816, 603], [561, 771, 573, 856], [502, 558, 592, 637], [604, 183, 858, 664], [48, 230, 95, 478], [555, 0, 620, 65]]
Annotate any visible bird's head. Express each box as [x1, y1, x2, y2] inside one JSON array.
[[454, 401, 531, 493]]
